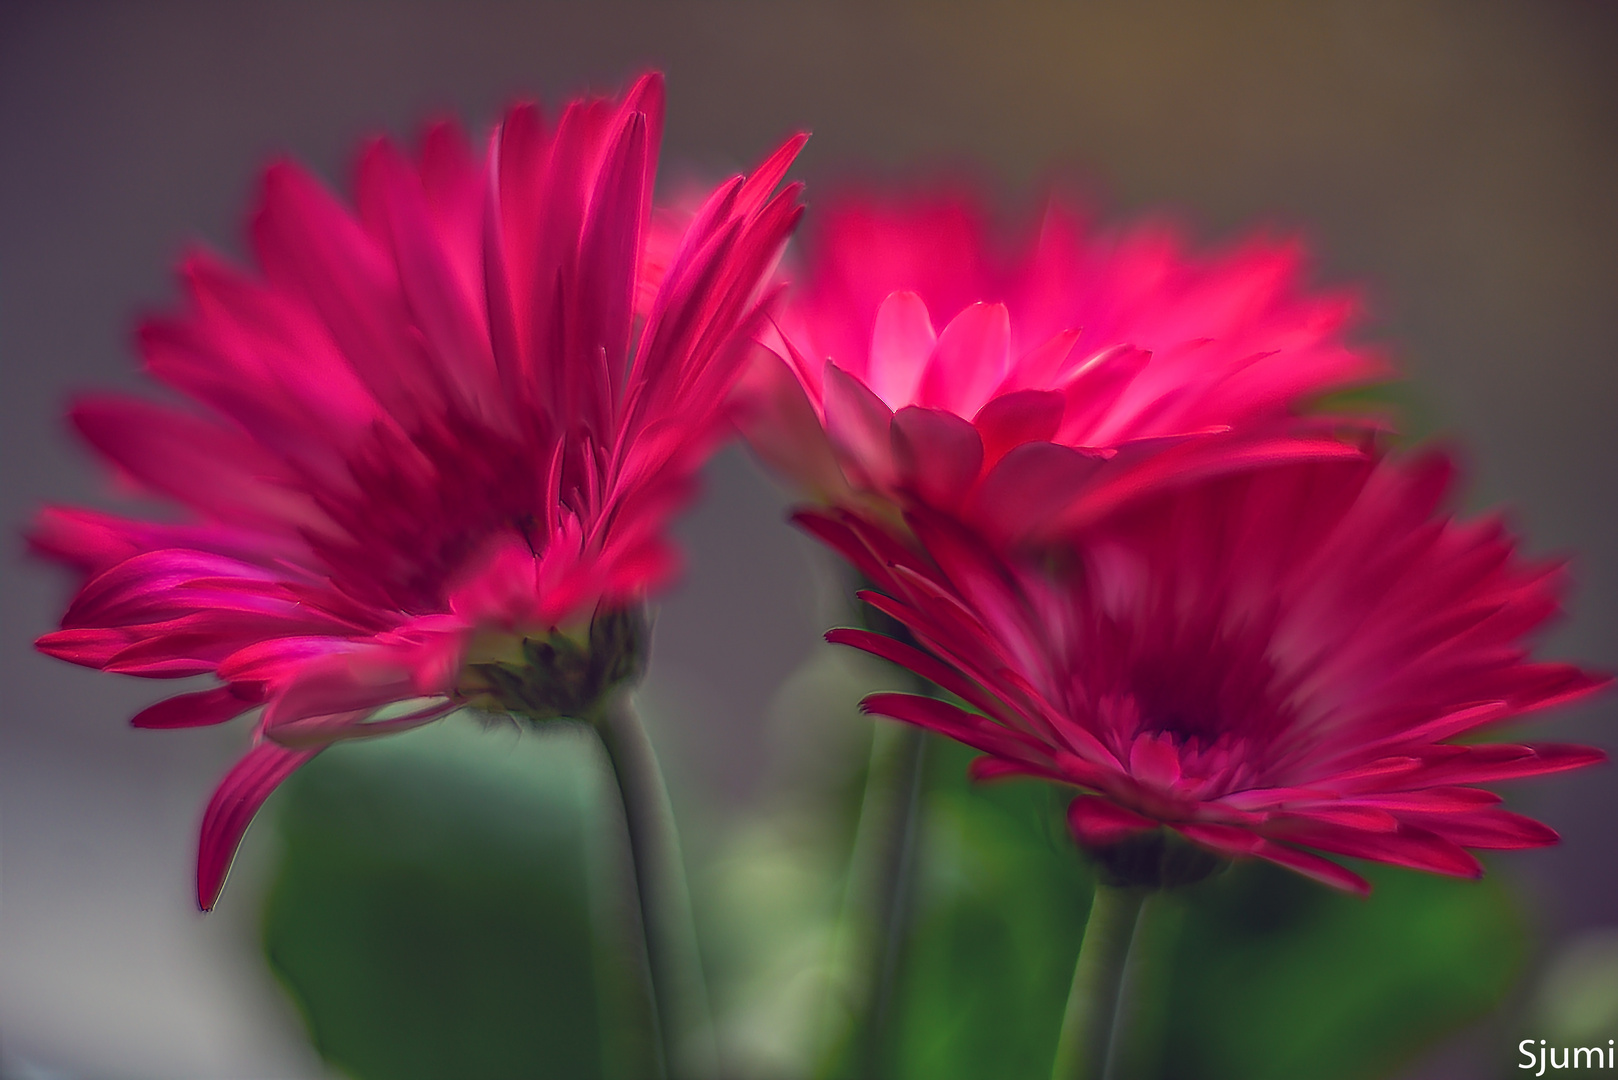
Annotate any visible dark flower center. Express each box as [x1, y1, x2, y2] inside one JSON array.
[[459, 604, 649, 724]]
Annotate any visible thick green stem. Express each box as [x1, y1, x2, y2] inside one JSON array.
[[1051, 883, 1148, 1080], [596, 692, 717, 1080], [817, 721, 928, 1078]]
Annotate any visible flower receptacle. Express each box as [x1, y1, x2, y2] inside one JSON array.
[[1084, 827, 1228, 890], [458, 604, 650, 725]]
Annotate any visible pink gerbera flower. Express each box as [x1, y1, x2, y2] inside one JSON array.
[[33, 73, 805, 909], [808, 454, 1606, 893], [740, 188, 1388, 545]]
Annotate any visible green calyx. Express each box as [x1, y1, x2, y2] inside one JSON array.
[[461, 605, 649, 725], [1085, 827, 1229, 890]]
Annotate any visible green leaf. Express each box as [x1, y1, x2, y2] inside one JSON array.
[[261, 717, 658, 1080]]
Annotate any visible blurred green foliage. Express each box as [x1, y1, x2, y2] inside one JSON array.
[[1314, 377, 1441, 449], [261, 718, 658, 1080], [884, 738, 1530, 1080], [1529, 929, 1618, 1050], [1154, 854, 1526, 1080], [261, 697, 1530, 1080]]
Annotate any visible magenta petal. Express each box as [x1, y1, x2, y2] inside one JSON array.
[[197, 741, 318, 910], [1339, 786, 1502, 813], [37, 627, 127, 668], [865, 290, 937, 405], [131, 686, 259, 729], [1046, 434, 1366, 537], [266, 700, 454, 750], [365, 140, 502, 425], [732, 349, 848, 497], [575, 109, 651, 412], [1067, 796, 1158, 846], [995, 329, 1080, 395], [1413, 809, 1561, 850], [968, 754, 1072, 785], [60, 549, 279, 630], [30, 506, 162, 577], [34, 76, 809, 920], [805, 449, 1604, 890], [1175, 822, 1370, 894], [253, 161, 437, 428], [1270, 806, 1401, 834], [217, 636, 347, 685], [1175, 821, 1266, 857], [767, 182, 1395, 544], [1127, 732, 1183, 789], [1270, 821, 1484, 879], [1054, 345, 1152, 444], [733, 132, 808, 220], [967, 441, 1107, 543], [72, 397, 318, 532], [261, 652, 417, 735], [827, 626, 1022, 732], [1251, 841, 1371, 895], [917, 301, 1011, 415], [890, 407, 984, 509], [822, 361, 897, 487], [972, 389, 1065, 468], [1407, 743, 1606, 785], [792, 509, 890, 586], [859, 691, 1052, 767]]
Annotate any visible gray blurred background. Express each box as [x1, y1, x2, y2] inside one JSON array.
[[2, 2, 1616, 1076]]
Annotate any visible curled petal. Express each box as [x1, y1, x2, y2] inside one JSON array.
[[198, 742, 319, 910]]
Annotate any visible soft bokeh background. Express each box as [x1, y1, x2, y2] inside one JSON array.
[[3, 2, 1617, 1077]]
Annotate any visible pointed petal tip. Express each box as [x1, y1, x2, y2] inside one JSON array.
[[1535, 824, 1563, 847], [1576, 745, 1610, 767], [36, 629, 109, 667], [628, 70, 666, 96], [35, 630, 72, 658], [196, 743, 316, 914], [1339, 872, 1374, 898], [777, 131, 811, 161], [967, 755, 1010, 783]]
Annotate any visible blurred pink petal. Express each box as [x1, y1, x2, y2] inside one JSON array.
[[746, 186, 1388, 546]]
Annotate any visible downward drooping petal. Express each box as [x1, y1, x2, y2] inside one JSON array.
[[742, 187, 1387, 545], [817, 453, 1607, 893], [33, 73, 805, 908]]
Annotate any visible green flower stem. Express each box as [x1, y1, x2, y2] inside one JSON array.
[[595, 692, 717, 1080], [818, 720, 929, 1078], [1051, 883, 1149, 1080]]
